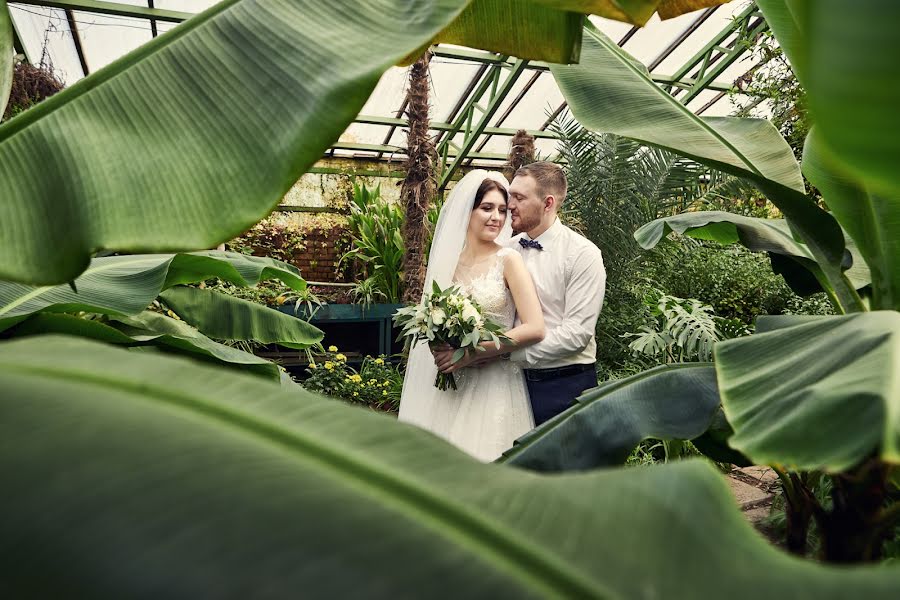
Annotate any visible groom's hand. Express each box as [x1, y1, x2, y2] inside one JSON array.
[[470, 355, 500, 368]]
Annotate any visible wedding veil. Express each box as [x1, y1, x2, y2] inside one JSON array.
[[397, 169, 512, 426], [423, 169, 513, 290]]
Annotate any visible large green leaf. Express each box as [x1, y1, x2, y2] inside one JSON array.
[[159, 286, 322, 349], [789, 2, 900, 196], [551, 24, 861, 311], [0, 0, 470, 285], [428, 1, 584, 64], [0, 0, 11, 121], [501, 364, 726, 471], [0, 251, 307, 332], [803, 129, 900, 311], [535, 0, 730, 26], [5, 311, 280, 379], [635, 210, 872, 293], [408, 0, 732, 64], [716, 311, 900, 471], [1, 336, 898, 596]]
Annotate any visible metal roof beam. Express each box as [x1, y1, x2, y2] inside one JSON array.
[[147, 0, 158, 37], [434, 62, 490, 147], [647, 6, 719, 71], [18, 0, 191, 23], [354, 114, 558, 139], [64, 9, 89, 76], [665, 4, 767, 105], [9, 9, 32, 62], [439, 58, 528, 189]]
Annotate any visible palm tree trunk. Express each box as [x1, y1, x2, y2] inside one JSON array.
[[504, 129, 536, 181], [400, 49, 436, 304]]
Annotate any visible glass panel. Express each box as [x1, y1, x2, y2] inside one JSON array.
[[72, 11, 153, 72], [8, 6, 86, 83]]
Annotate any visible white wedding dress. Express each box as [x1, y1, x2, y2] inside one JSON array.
[[398, 249, 534, 462]]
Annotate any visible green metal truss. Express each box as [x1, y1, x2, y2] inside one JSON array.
[[11, 0, 765, 168], [435, 57, 528, 189], [662, 2, 768, 106]]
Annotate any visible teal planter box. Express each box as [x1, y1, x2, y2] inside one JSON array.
[[275, 303, 404, 358]]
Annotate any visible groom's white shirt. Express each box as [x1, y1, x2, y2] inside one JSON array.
[[508, 218, 606, 369]]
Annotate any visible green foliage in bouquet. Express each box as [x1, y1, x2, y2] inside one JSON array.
[[393, 281, 510, 391]]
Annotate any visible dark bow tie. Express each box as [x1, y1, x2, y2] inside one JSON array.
[[518, 237, 543, 251]]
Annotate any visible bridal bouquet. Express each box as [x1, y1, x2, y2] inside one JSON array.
[[393, 281, 511, 391]]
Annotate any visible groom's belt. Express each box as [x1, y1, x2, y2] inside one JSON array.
[[524, 363, 595, 382]]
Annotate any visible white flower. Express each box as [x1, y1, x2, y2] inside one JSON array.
[[430, 307, 447, 325], [462, 302, 480, 323]]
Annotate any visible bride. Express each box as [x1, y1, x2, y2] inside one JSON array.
[[398, 170, 545, 461]]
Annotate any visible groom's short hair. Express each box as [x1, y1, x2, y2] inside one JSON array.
[[515, 161, 567, 205]]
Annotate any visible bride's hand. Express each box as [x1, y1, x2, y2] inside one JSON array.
[[434, 348, 472, 374]]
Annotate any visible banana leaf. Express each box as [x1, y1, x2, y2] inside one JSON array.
[[0, 251, 307, 332], [635, 210, 872, 294], [0, 0, 470, 285], [757, 0, 900, 197], [1, 335, 898, 597], [716, 311, 900, 471], [501, 364, 740, 470], [803, 129, 899, 311], [551, 23, 861, 312], [536, 0, 730, 26], [4, 310, 280, 379], [159, 286, 322, 349]]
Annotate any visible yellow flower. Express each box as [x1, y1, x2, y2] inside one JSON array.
[[324, 361, 334, 370], [382, 390, 388, 396], [275, 295, 286, 305], [335, 353, 347, 362], [309, 363, 317, 370], [166, 309, 181, 321], [374, 358, 384, 365], [369, 378, 376, 384], [349, 374, 362, 383], [353, 392, 359, 397], [328, 345, 338, 352]]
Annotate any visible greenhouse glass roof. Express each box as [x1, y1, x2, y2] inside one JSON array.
[[8, 0, 769, 167]]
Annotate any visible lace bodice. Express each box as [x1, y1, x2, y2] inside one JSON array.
[[452, 248, 515, 329]]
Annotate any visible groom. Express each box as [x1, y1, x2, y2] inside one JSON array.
[[506, 162, 606, 425]]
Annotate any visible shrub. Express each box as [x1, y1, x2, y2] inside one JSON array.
[[302, 347, 403, 413], [643, 240, 833, 325]]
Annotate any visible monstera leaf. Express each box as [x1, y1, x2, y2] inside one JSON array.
[[160, 286, 322, 349], [0, 251, 308, 332], [1, 336, 899, 597], [501, 364, 733, 471], [716, 311, 900, 471]]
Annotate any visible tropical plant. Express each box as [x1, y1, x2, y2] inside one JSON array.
[[0, 251, 323, 381], [553, 113, 755, 378], [301, 348, 403, 412], [625, 291, 740, 363], [520, 1, 900, 562], [399, 50, 437, 304], [342, 182, 405, 303], [1, 0, 899, 593], [644, 240, 834, 323]]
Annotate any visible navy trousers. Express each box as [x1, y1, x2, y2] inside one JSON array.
[[525, 367, 598, 426]]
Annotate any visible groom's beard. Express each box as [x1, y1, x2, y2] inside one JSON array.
[[511, 214, 540, 235]]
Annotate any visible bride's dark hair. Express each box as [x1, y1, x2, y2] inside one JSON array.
[[472, 178, 508, 209]]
